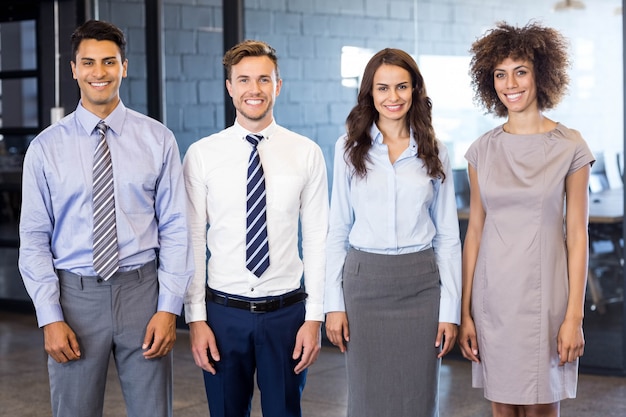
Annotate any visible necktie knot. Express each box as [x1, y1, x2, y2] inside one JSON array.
[[246, 134, 263, 148], [97, 121, 108, 137]]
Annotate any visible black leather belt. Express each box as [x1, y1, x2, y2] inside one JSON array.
[[207, 289, 307, 313]]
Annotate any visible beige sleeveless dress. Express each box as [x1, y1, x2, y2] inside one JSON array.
[[465, 123, 594, 404]]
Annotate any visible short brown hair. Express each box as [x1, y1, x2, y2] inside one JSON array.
[[222, 40, 279, 81], [469, 21, 570, 117]]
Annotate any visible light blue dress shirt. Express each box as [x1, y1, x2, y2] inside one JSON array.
[[325, 124, 462, 323], [19, 101, 193, 327]]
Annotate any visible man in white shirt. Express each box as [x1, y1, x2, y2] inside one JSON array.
[[182, 40, 329, 417]]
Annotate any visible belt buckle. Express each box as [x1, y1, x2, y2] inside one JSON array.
[[249, 300, 266, 313]]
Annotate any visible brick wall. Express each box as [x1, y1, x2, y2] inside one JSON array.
[[99, 0, 623, 184]]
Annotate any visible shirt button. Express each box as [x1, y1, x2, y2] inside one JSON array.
[[97, 278, 103, 283], [250, 287, 254, 292]]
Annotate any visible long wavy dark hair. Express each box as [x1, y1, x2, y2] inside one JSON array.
[[345, 48, 444, 181]]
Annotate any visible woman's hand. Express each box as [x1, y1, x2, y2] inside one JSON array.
[[325, 311, 350, 352], [458, 316, 480, 363]]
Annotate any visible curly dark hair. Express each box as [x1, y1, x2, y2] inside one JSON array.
[[345, 48, 444, 181], [469, 21, 570, 118]]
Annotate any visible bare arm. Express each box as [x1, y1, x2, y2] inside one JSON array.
[[558, 164, 590, 365], [458, 165, 485, 363]]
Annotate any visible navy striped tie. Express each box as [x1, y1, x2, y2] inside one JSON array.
[[245, 134, 270, 277], [92, 121, 119, 280]]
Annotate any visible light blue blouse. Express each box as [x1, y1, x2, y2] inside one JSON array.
[[324, 123, 462, 323]]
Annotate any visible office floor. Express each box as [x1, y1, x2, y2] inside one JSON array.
[[1, 310, 626, 417]]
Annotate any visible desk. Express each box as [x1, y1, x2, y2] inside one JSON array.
[[456, 188, 624, 314], [0, 155, 23, 224], [456, 188, 624, 223], [589, 188, 623, 224], [587, 188, 623, 313]]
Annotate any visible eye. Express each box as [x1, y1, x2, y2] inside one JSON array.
[[494, 73, 505, 79], [516, 70, 527, 76], [398, 84, 408, 90], [377, 86, 388, 92]]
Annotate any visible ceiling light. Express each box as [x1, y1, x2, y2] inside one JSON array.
[[553, 0, 585, 11]]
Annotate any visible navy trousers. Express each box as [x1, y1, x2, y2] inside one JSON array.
[[203, 291, 307, 417]]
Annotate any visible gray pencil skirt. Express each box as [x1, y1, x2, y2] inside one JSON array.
[[343, 247, 441, 417]]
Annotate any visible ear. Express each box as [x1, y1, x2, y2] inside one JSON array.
[[122, 59, 128, 78], [225, 79, 234, 97], [70, 61, 77, 80], [274, 78, 282, 97]]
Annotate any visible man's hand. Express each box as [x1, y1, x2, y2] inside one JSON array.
[[43, 321, 81, 363], [292, 321, 322, 374], [142, 311, 177, 359], [189, 321, 221, 375]]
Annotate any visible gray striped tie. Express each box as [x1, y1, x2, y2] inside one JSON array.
[[92, 121, 119, 280]]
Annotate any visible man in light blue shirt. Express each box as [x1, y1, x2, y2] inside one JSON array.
[[18, 20, 192, 417]]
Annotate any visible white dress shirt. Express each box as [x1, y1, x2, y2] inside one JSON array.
[[325, 124, 462, 324], [183, 120, 329, 323]]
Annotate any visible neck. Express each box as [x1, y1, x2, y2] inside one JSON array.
[[376, 118, 409, 142], [504, 112, 556, 135], [236, 115, 273, 134]]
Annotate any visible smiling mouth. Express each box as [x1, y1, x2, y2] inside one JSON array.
[[505, 92, 522, 101], [245, 99, 263, 105], [385, 104, 403, 111], [90, 82, 109, 87]]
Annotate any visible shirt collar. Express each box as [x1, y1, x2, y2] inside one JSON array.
[[76, 100, 126, 137], [233, 119, 277, 142], [369, 122, 419, 156]]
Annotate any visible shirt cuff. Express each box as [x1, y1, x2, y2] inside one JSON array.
[[438, 295, 461, 324], [323, 286, 346, 313], [305, 301, 324, 322], [36, 304, 65, 328], [184, 302, 208, 323], [157, 293, 184, 316]]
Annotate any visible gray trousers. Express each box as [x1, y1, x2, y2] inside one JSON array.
[[50, 261, 172, 417], [343, 248, 441, 417]]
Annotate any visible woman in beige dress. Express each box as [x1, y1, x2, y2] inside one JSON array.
[[459, 22, 593, 417]]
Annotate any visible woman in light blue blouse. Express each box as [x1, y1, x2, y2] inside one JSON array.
[[324, 48, 462, 417]]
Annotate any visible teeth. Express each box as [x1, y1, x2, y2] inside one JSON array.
[[91, 82, 108, 87], [507, 93, 522, 100], [386, 105, 401, 110], [246, 99, 262, 105]]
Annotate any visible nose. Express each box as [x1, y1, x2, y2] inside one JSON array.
[[389, 89, 399, 102], [92, 63, 106, 78], [506, 75, 518, 89], [250, 80, 262, 92]]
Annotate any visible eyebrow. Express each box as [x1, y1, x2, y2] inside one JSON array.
[[80, 56, 118, 62], [494, 65, 530, 72], [375, 81, 410, 86]]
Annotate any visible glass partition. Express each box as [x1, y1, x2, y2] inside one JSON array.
[[93, 0, 625, 374]]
